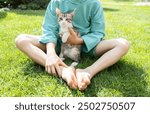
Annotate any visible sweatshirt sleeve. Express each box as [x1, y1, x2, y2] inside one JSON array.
[[39, 0, 59, 45], [81, 2, 105, 53]]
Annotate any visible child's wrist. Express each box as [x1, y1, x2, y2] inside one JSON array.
[[46, 43, 56, 55]]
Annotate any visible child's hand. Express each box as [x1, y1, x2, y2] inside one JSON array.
[[45, 53, 68, 77], [66, 28, 84, 45]]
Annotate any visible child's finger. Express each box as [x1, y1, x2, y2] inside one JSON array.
[[55, 64, 61, 77], [47, 66, 51, 74], [68, 28, 75, 35], [60, 61, 68, 68], [50, 66, 56, 76]]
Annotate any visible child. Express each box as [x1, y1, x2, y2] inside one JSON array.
[[15, 0, 130, 91]]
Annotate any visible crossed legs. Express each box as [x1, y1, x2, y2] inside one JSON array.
[[15, 34, 77, 89], [15, 34, 130, 90], [76, 39, 130, 90]]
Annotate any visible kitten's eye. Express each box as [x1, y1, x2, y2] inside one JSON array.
[[66, 18, 71, 23], [59, 17, 63, 21]]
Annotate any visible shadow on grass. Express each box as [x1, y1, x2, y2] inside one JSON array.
[[0, 11, 7, 19], [103, 7, 120, 12], [21, 57, 149, 97], [81, 59, 149, 97], [22, 63, 45, 76]]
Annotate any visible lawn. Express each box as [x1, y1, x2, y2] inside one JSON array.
[[0, 1, 150, 97]]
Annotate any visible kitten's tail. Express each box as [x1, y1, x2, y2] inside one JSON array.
[[70, 62, 78, 67]]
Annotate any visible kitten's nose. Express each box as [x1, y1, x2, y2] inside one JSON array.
[[62, 22, 65, 25]]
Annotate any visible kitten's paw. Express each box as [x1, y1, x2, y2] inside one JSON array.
[[60, 33, 63, 37], [62, 33, 69, 43], [62, 37, 68, 43], [71, 62, 78, 67]]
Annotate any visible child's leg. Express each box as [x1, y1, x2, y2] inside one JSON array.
[[15, 34, 46, 66], [76, 38, 130, 91], [15, 34, 77, 89]]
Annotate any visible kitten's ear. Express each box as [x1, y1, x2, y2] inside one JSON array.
[[56, 8, 61, 16], [70, 9, 76, 17], [70, 11, 74, 17]]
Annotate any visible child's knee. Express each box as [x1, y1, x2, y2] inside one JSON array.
[[15, 34, 29, 48], [116, 38, 130, 52]]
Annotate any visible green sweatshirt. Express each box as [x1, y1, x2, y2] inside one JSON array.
[[39, 0, 105, 53]]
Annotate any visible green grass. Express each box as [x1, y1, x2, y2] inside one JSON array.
[[0, 1, 150, 97]]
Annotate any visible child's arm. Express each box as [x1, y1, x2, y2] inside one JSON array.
[[81, 2, 105, 53], [46, 43, 56, 56], [39, 0, 59, 45], [39, 0, 67, 76], [46, 42, 67, 77]]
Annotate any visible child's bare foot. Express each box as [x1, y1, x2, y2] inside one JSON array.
[[61, 67, 78, 89], [76, 69, 92, 91]]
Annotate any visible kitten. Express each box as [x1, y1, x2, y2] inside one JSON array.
[[56, 8, 81, 67]]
